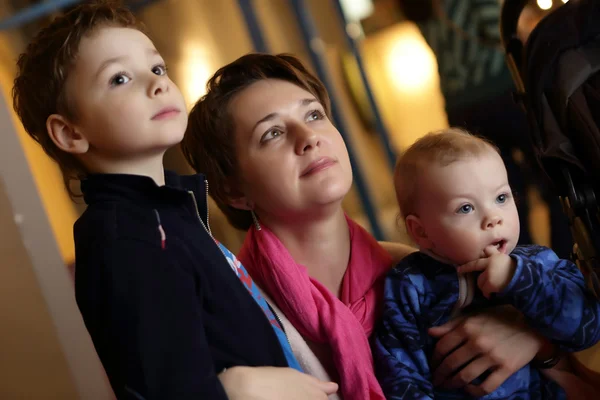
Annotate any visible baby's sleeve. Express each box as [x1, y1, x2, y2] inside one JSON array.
[[372, 267, 435, 399], [499, 245, 600, 351]]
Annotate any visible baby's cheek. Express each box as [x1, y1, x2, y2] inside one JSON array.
[[439, 218, 470, 236], [450, 229, 481, 253]]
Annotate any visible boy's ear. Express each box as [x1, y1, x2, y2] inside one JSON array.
[[405, 215, 433, 249], [224, 180, 252, 211], [46, 114, 89, 154]]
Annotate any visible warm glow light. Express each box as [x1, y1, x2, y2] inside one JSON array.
[[179, 44, 212, 108], [339, 0, 374, 21], [537, 0, 553, 10], [386, 35, 436, 92], [562, 0, 569, 3]]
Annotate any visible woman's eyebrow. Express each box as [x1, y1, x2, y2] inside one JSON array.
[[252, 98, 319, 131]]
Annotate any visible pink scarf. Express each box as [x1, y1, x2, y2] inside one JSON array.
[[238, 216, 391, 400]]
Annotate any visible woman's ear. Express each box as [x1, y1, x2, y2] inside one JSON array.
[[224, 180, 252, 211], [405, 215, 433, 250], [46, 114, 89, 154]]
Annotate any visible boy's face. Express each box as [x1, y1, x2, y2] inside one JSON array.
[[65, 26, 187, 163], [408, 150, 520, 265]]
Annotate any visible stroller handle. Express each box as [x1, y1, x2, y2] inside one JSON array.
[[500, 0, 530, 97], [500, 0, 529, 50]]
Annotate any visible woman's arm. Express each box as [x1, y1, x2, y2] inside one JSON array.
[[541, 356, 600, 398], [378, 241, 417, 265]]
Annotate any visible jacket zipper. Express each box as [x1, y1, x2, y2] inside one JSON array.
[[188, 190, 211, 237], [188, 179, 212, 236], [267, 301, 292, 349], [190, 184, 294, 354], [188, 189, 225, 258], [204, 179, 213, 236]]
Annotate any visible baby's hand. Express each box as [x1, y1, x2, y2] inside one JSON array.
[[457, 246, 516, 298]]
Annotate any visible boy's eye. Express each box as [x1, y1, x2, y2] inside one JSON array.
[[457, 204, 474, 214], [152, 64, 167, 76], [110, 73, 130, 86]]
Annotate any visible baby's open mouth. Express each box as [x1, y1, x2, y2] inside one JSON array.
[[491, 239, 507, 253]]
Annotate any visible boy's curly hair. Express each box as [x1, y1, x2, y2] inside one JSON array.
[[12, 0, 142, 197]]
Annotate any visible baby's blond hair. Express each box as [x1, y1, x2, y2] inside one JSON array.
[[394, 127, 499, 218]]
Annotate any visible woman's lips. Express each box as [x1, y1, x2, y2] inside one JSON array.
[[301, 157, 336, 177]]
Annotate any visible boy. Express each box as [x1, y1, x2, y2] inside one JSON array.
[[373, 128, 600, 399], [11, 2, 308, 399]]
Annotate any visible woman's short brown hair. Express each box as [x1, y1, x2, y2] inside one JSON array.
[[181, 53, 331, 231], [12, 0, 142, 197]]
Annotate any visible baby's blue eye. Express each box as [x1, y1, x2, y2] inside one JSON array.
[[457, 204, 473, 214], [496, 193, 508, 204]]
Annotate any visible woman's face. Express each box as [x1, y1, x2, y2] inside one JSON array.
[[228, 78, 352, 223]]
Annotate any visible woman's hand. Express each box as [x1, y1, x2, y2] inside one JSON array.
[[219, 366, 338, 400], [428, 306, 543, 397]]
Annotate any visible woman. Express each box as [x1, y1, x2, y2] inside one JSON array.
[[183, 53, 591, 399]]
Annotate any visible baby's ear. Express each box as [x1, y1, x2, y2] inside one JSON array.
[[46, 114, 89, 155], [405, 215, 433, 250]]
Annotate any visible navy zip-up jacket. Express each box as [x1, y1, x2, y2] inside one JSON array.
[[74, 171, 288, 400]]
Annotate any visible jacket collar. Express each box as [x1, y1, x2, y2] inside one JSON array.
[[80, 170, 209, 224]]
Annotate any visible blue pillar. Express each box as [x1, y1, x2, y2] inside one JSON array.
[[0, 0, 163, 31], [236, 0, 269, 53], [129, 0, 163, 12], [0, 0, 82, 31], [287, 0, 385, 240], [332, 0, 397, 171]]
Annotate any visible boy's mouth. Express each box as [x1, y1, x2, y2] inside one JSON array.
[[152, 106, 181, 120]]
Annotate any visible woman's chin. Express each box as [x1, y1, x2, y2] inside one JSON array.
[[313, 183, 351, 206]]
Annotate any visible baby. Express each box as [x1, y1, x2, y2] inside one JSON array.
[[373, 128, 600, 399]]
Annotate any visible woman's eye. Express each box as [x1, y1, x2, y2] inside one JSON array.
[[152, 64, 167, 76], [457, 204, 474, 214], [110, 73, 130, 86], [307, 110, 324, 121], [261, 129, 283, 143]]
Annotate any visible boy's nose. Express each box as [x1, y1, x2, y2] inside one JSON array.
[[149, 76, 168, 97]]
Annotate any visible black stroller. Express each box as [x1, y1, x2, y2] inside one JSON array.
[[500, 0, 600, 297]]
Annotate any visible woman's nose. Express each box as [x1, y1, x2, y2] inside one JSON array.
[[294, 125, 320, 155]]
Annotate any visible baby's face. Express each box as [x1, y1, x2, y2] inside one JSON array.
[[411, 151, 520, 265]]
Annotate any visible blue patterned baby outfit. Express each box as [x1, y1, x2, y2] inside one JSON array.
[[373, 245, 600, 399]]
